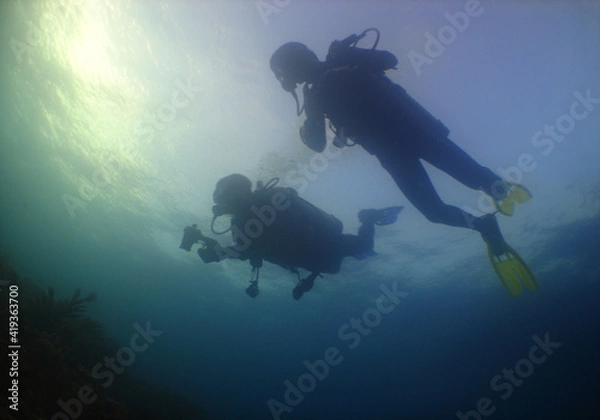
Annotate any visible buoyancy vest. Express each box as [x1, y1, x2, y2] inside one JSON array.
[[231, 185, 343, 273], [307, 45, 450, 154]]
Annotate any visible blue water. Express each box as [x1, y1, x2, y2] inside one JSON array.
[[1, 1, 599, 419]]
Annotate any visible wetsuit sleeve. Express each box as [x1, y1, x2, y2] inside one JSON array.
[[198, 240, 247, 263], [195, 233, 248, 263], [300, 86, 327, 153]]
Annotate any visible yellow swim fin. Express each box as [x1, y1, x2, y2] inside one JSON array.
[[494, 182, 532, 216], [487, 244, 538, 296]]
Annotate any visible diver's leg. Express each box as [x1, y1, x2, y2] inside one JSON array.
[[357, 218, 375, 250], [380, 154, 506, 249], [339, 228, 374, 258], [336, 214, 376, 258], [293, 271, 321, 300], [379, 154, 476, 228], [419, 135, 508, 200], [339, 206, 409, 258]]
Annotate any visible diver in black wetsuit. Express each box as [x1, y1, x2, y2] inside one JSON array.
[[269, 32, 508, 250], [179, 174, 403, 299], [269, 30, 538, 295]]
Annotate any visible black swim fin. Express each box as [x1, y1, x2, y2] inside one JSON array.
[[359, 206, 404, 226]]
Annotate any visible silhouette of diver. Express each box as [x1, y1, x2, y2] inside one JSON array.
[[269, 29, 538, 295], [180, 174, 403, 299]]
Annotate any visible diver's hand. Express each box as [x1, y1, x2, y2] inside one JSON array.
[[180, 224, 204, 251], [299, 124, 307, 143], [302, 83, 312, 99], [300, 86, 326, 152], [300, 120, 326, 153], [197, 244, 219, 263]]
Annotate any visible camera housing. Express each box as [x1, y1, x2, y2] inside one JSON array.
[[179, 225, 204, 251]]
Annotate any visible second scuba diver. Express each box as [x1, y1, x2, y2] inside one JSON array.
[[269, 28, 537, 296], [180, 174, 403, 300]]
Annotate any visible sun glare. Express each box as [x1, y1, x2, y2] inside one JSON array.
[[67, 6, 114, 82]]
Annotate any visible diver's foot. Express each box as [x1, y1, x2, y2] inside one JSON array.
[[358, 206, 404, 226], [292, 279, 313, 300], [488, 245, 538, 296], [292, 272, 319, 300], [493, 182, 532, 216], [473, 213, 507, 256], [352, 248, 378, 260]]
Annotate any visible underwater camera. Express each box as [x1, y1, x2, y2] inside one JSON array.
[[179, 224, 204, 251]]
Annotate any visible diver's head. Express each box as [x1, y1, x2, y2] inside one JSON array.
[[270, 42, 320, 91], [212, 174, 253, 216]]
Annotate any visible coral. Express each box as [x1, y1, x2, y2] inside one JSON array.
[[0, 258, 208, 419], [0, 259, 125, 418], [26, 287, 100, 331]]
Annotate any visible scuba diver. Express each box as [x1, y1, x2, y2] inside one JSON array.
[[179, 174, 403, 300], [269, 28, 537, 296]]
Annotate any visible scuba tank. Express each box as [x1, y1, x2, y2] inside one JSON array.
[[323, 28, 450, 144], [286, 28, 382, 118], [315, 28, 388, 148], [326, 27, 381, 65], [231, 177, 343, 298]]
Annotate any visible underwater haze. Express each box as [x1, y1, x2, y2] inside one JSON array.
[[1, 0, 599, 419]]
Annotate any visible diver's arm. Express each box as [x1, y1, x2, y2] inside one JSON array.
[[300, 86, 327, 152], [197, 239, 246, 263], [185, 229, 239, 263], [180, 224, 224, 263], [194, 234, 221, 263], [198, 231, 260, 263]]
